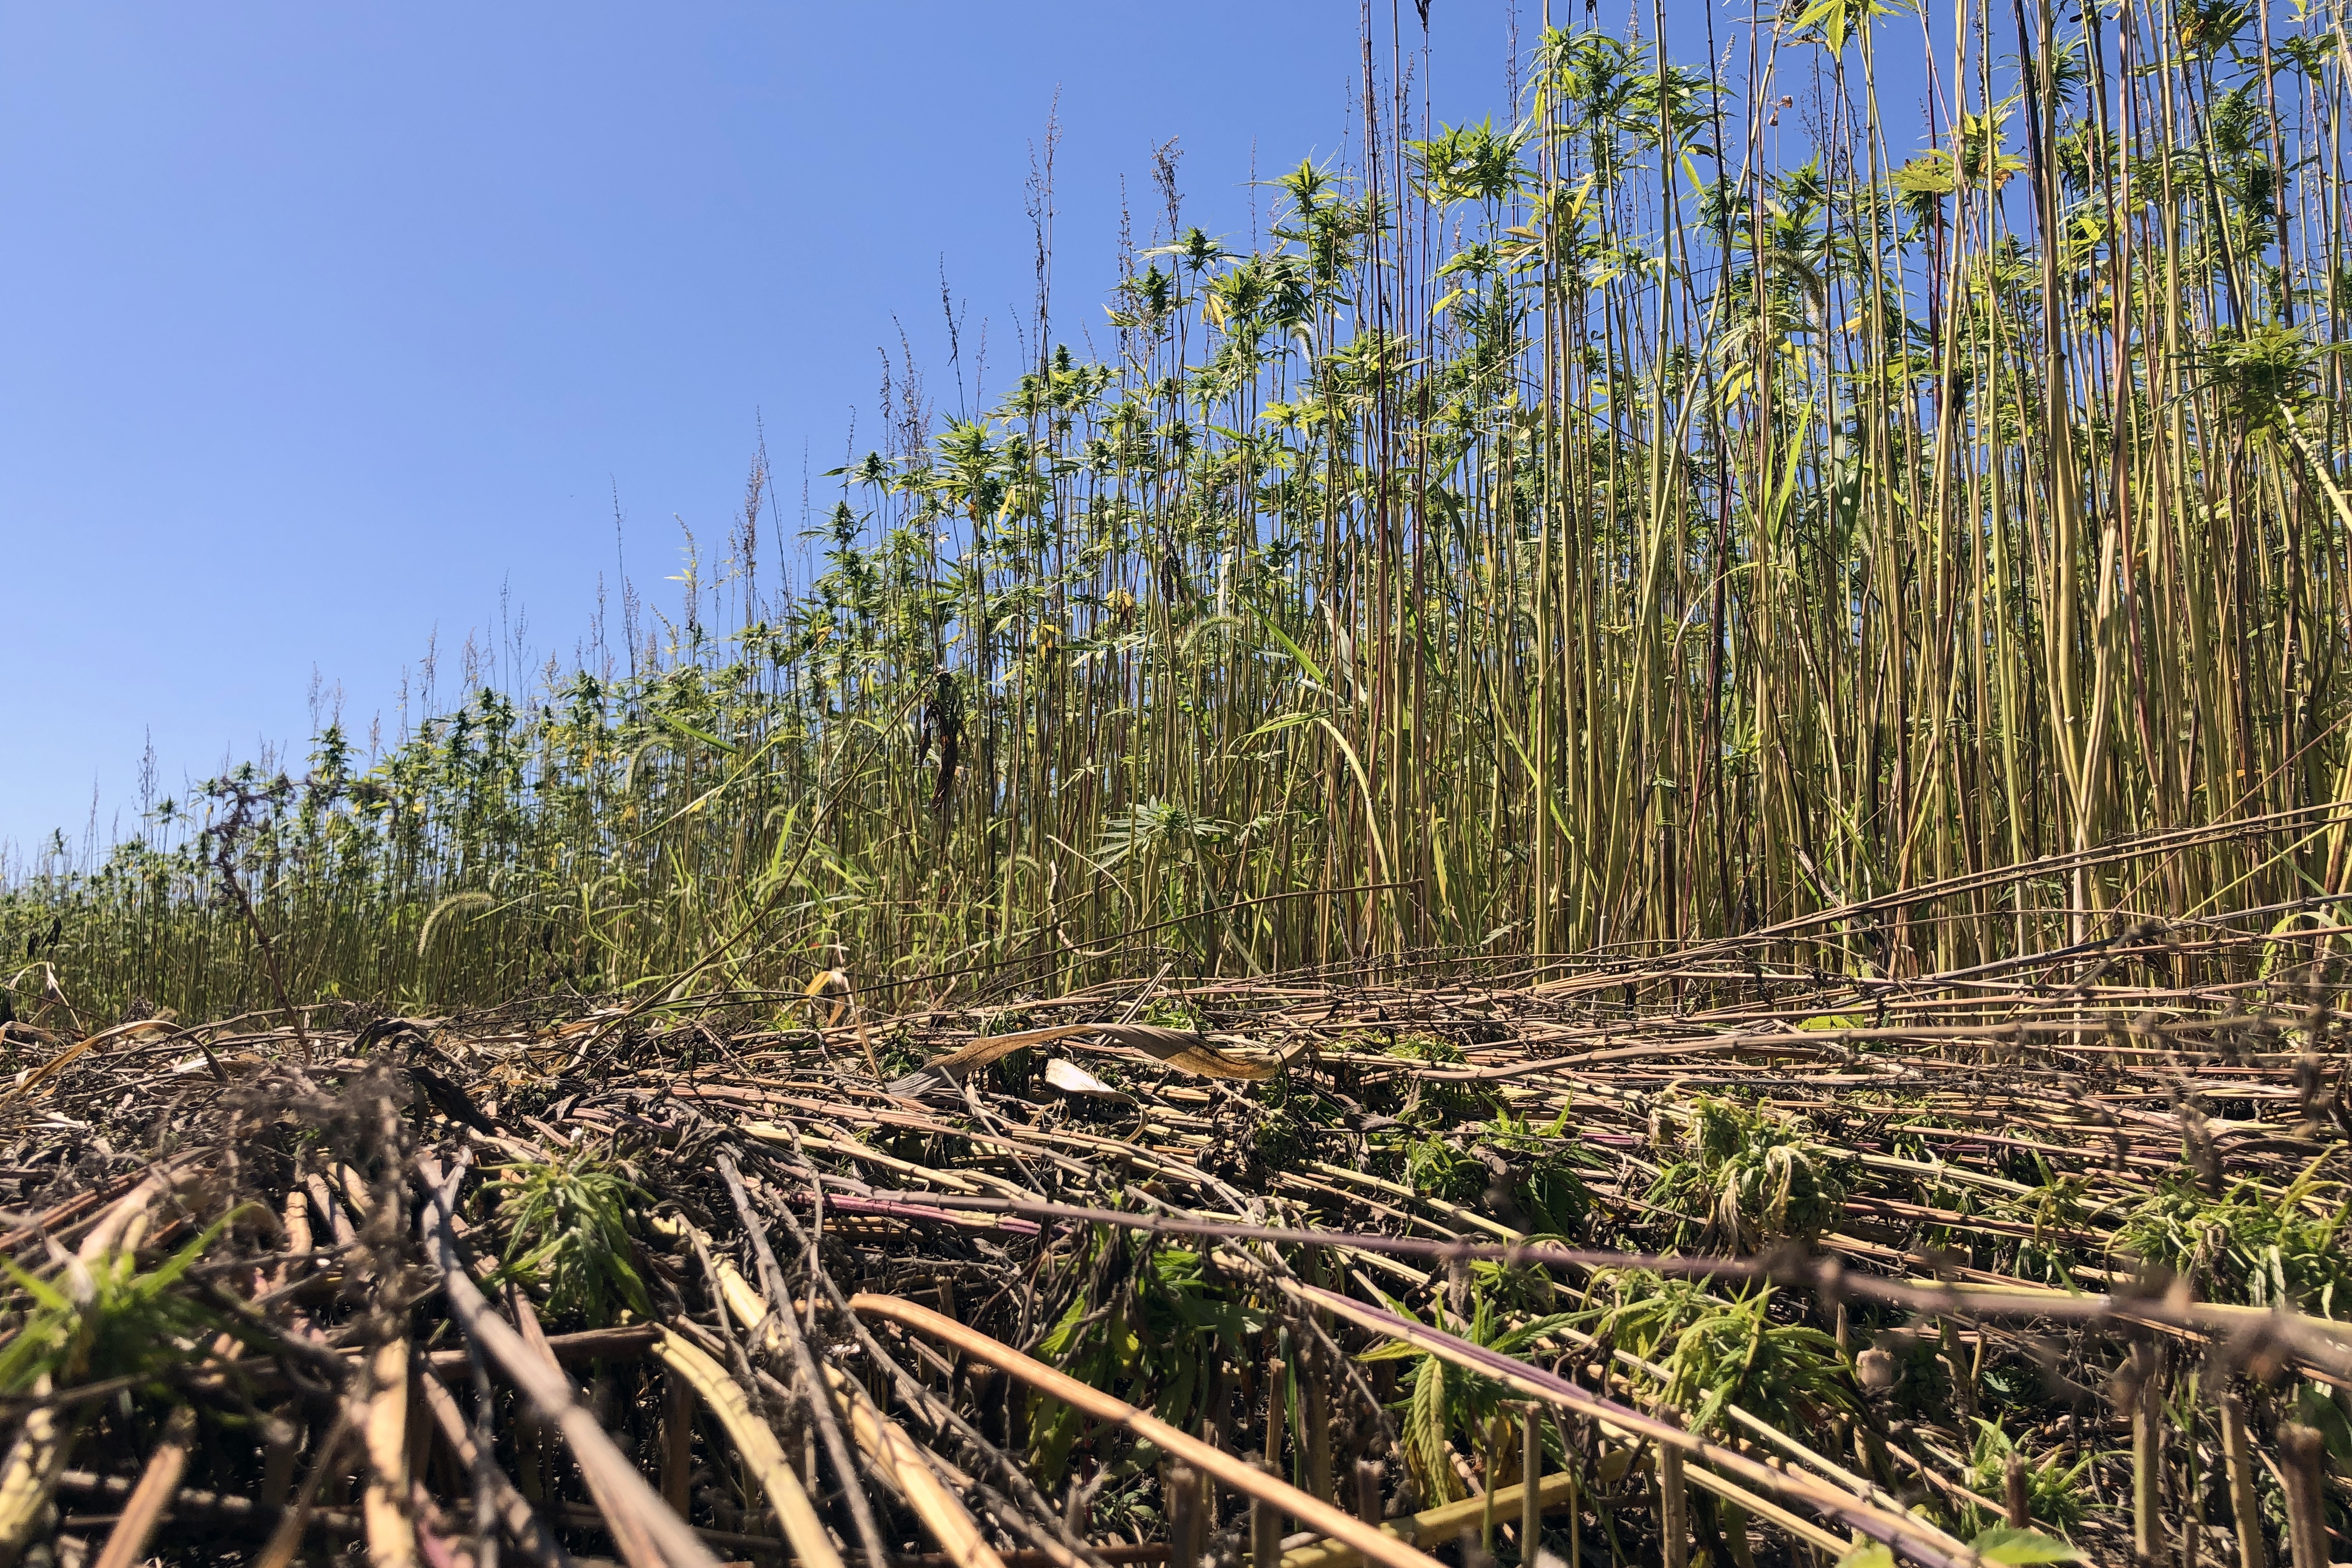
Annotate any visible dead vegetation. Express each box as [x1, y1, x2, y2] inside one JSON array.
[[5, 895, 2352, 1568]]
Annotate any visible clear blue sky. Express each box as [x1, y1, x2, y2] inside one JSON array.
[[7, 2, 1929, 856], [2, 2, 1563, 853]]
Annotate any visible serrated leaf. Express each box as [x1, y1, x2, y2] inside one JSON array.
[[1969, 1527, 2080, 1565]]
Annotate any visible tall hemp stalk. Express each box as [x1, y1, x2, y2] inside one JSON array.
[[12, 0, 2352, 1021]]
